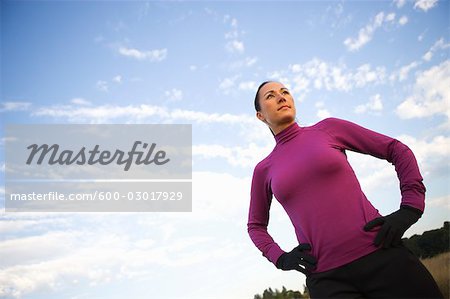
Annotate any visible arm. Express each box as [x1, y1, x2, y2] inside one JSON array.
[[320, 117, 425, 248], [247, 163, 285, 266], [247, 163, 318, 273], [320, 117, 426, 212]]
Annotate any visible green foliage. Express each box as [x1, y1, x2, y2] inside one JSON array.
[[253, 285, 309, 299], [403, 221, 450, 258]]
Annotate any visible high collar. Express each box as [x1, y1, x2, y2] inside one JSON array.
[[274, 122, 302, 145]]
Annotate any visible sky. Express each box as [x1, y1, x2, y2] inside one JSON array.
[[0, 0, 449, 298]]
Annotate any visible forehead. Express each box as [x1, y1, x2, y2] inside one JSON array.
[[259, 82, 287, 95]]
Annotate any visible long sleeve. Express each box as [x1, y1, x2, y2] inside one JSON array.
[[247, 162, 285, 266], [319, 117, 426, 212]]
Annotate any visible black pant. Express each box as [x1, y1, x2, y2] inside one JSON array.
[[306, 245, 444, 299]]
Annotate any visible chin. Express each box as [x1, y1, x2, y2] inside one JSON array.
[[280, 115, 296, 123]]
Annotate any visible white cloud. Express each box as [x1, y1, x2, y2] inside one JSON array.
[[224, 30, 238, 40], [317, 109, 331, 119], [222, 14, 230, 23], [224, 15, 245, 54], [399, 61, 420, 81], [349, 133, 450, 195], [396, 61, 450, 121], [118, 47, 167, 62], [353, 64, 386, 87], [228, 56, 257, 69], [189, 65, 197, 71], [0, 102, 32, 112], [204, 7, 218, 18], [96, 80, 108, 92], [237, 121, 278, 144], [399, 134, 450, 160], [32, 103, 254, 125], [334, 3, 344, 15], [0, 214, 71, 235], [0, 171, 251, 298], [0, 231, 82, 267], [238, 81, 257, 91], [219, 75, 240, 94], [70, 98, 91, 106], [291, 76, 310, 102], [418, 30, 427, 42], [427, 195, 450, 210], [113, 75, 122, 83], [393, 0, 406, 8], [398, 15, 408, 25], [96, 75, 125, 92], [315, 102, 332, 119], [344, 11, 398, 51], [0, 227, 239, 298], [289, 64, 302, 73], [396, 134, 450, 178], [354, 94, 383, 114], [344, 12, 384, 51], [268, 71, 291, 90], [230, 18, 238, 28], [170, 109, 252, 124], [422, 38, 450, 61], [423, 51, 433, 61], [164, 88, 183, 102], [226, 40, 244, 53], [303, 61, 381, 91], [193, 143, 272, 168], [388, 48, 450, 83], [393, 61, 421, 81], [219, 77, 235, 90], [321, 2, 352, 31], [414, 0, 438, 11], [270, 58, 386, 99], [350, 154, 396, 194], [385, 12, 396, 22]]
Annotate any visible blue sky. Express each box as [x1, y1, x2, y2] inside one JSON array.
[[0, 0, 449, 298]]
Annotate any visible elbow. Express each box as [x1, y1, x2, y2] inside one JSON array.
[[401, 180, 426, 195], [247, 221, 268, 236], [390, 139, 421, 167]]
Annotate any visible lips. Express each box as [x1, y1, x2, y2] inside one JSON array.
[[277, 105, 291, 111]]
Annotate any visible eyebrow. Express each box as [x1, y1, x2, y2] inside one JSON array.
[[263, 87, 289, 97]]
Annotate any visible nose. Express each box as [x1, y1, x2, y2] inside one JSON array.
[[276, 93, 287, 103]]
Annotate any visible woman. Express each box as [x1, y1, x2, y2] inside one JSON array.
[[247, 81, 443, 298]]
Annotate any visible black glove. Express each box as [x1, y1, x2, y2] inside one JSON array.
[[276, 243, 317, 274], [364, 205, 422, 248]]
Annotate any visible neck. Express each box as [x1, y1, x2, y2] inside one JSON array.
[[271, 120, 296, 135]]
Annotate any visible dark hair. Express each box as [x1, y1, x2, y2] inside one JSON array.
[[254, 81, 272, 112], [254, 81, 276, 136]]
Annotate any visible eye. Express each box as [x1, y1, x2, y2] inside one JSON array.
[[282, 90, 290, 95], [266, 94, 274, 99]]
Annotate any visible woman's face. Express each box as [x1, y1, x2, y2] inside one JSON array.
[[256, 82, 296, 134]]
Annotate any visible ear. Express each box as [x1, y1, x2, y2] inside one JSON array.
[[256, 111, 266, 123]]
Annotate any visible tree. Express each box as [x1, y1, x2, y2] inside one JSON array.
[[253, 285, 309, 299], [403, 221, 450, 258]]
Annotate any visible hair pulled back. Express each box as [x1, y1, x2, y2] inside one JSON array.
[[254, 81, 272, 112]]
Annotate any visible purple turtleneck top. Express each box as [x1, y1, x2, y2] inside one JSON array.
[[247, 117, 425, 273]]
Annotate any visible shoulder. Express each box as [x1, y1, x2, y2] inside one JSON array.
[[312, 117, 360, 135], [252, 150, 276, 181], [314, 117, 348, 128], [299, 117, 346, 137], [253, 155, 271, 174]]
